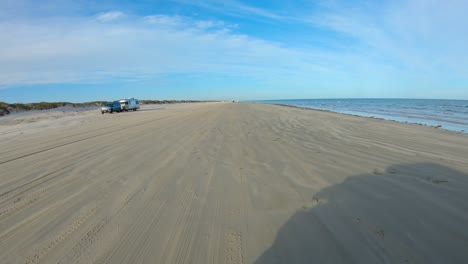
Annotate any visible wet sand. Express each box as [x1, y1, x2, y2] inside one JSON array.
[[1, 102, 467, 263]]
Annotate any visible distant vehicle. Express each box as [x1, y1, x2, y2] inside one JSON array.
[[101, 101, 122, 114], [119, 98, 140, 111]]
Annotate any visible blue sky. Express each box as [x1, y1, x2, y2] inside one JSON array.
[[0, 0, 467, 102]]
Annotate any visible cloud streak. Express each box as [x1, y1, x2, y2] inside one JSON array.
[[308, 0, 468, 76], [96, 11, 126, 22], [172, 0, 289, 21]]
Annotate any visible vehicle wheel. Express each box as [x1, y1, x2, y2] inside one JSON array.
[[101, 111, 104, 114]]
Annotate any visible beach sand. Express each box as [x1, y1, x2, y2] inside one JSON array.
[[0, 102, 467, 263]]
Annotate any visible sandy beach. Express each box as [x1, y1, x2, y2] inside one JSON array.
[[1, 102, 467, 264]]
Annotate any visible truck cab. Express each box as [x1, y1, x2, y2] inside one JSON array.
[[101, 101, 121, 114]]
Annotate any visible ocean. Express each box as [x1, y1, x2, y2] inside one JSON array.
[[256, 99, 468, 133]]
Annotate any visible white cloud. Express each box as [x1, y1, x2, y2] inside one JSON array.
[[194, 20, 225, 29], [0, 13, 333, 87], [142, 15, 184, 26], [308, 0, 468, 76], [96, 11, 125, 22], [142, 15, 229, 31]]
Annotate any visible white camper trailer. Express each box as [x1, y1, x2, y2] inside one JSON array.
[[119, 98, 140, 111]]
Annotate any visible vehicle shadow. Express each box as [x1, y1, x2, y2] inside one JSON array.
[[137, 107, 165, 112], [254, 163, 468, 264]]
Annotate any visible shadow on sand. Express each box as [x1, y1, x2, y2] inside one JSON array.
[[254, 163, 468, 264], [137, 107, 165, 112]]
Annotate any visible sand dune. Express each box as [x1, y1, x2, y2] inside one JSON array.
[[0, 102, 467, 263]]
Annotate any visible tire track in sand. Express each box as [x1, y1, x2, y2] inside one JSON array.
[[24, 199, 105, 264]]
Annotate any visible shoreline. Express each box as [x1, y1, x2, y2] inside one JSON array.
[[257, 102, 468, 134]]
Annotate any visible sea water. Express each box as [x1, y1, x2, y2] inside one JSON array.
[[257, 99, 468, 133]]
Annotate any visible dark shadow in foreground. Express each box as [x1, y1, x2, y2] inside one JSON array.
[[254, 163, 468, 264]]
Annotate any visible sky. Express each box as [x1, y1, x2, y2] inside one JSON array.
[[0, 0, 467, 102]]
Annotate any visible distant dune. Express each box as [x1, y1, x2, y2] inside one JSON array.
[[0, 101, 105, 116], [0, 100, 212, 116]]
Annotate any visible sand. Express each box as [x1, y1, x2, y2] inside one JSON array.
[[0, 102, 467, 264]]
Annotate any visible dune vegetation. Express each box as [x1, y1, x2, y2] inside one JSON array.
[[0, 100, 212, 116]]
